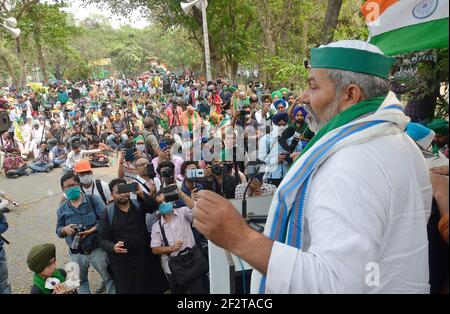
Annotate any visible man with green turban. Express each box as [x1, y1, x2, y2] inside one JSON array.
[[192, 40, 431, 294], [427, 119, 449, 156], [279, 88, 290, 100]]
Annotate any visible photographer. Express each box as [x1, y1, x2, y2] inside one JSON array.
[[106, 112, 128, 150], [255, 94, 275, 127], [233, 103, 260, 158], [151, 191, 208, 294], [97, 179, 169, 294], [151, 139, 183, 180], [157, 161, 182, 189], [166, 102, 183, 128], [258, 112, 290, 187], [29, 142, 54, 173], [56, 173, 115, 294], [46, 120, 64, 149], [203, 161, 229, 198]]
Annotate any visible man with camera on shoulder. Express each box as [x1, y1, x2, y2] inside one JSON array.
[[56, 173, 115, 294]]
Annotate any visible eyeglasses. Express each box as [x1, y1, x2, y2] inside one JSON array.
[[136, 163, 149, 167], [63, 183, 80, 190]]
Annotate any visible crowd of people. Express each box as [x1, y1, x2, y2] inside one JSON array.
[[0, 59, 448, 294]]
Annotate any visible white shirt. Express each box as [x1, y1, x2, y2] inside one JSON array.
[[264, 133, 432, 293], [65, 149, 101, 169], [81, 180, 113, 204]]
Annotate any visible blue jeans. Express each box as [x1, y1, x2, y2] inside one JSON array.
[[107, 134, 128, 150], [53, 158, 66, 168], [0, 249, 11, 294], [69, 248, 115, 294], [29, 161, 54, 173]]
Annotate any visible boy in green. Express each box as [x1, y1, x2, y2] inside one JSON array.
[[27, 243, 73, 294]]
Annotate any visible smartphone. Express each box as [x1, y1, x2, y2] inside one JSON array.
[[125, 147, 137, 162], [117, 183, 138, 194], [161, 185, 179, 202], [159, 141, 168, 151]]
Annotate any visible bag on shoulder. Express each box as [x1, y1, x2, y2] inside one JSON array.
[[158, 219, 208, 285]]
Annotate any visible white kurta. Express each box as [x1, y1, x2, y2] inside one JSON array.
[[265, 132, 432, 293]]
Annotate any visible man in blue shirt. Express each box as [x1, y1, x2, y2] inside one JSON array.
[[51, 141, 68, 168], [0, 212, 11, 294], [56, 173, 115, 294]]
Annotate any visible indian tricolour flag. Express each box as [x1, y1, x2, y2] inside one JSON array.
[[362, 0, 449, 55]]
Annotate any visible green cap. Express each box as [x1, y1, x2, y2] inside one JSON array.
[[310, 40, 395, 80], [427, 119, 449, 136], [27, 243, 56, 274]]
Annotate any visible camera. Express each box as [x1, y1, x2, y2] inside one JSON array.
[[161, 185, 179, 203], [161, 167, 174, 179], [146, 164, 156, 179], [239, 110, 248, 122], [70, 225, 87, 252], [211, 164, 224, 175], [43, 147, 50, 154], [186, 169, 205, 180]]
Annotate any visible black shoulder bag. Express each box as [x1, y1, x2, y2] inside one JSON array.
[[158, 218, 208, 286]]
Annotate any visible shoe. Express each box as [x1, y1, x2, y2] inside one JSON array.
[[45, 168, 51, 173], [0, 207, 10, 213]]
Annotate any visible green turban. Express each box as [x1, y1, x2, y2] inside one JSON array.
[[230, 86, 238, 92], [133, 135, 145, 143], [427, 119, 449, 136], [271, 91, 282, 100], [279, 88, 289, 94], [27, 244, 56, 274]]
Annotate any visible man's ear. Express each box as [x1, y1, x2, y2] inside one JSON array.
[[339, 84, 365, 112]]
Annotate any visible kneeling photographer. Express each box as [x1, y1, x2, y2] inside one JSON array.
[[97, 179, 169, 294]]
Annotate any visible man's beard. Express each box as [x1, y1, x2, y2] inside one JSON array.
[[117, 198, 130, 205], [304, 97, 341, 133]]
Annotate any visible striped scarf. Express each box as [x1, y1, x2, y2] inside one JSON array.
[[251, 92, 410, 293]]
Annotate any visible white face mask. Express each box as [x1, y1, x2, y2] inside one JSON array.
[[136, 144, 146, 153], [79, 174, 94, 185]]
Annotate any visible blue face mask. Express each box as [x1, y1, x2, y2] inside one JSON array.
[[159, 202, 174, 215]]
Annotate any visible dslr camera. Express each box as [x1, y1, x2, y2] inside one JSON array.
[[211, 164, 224, 176], [70, 225, 87, 252], [239, 110, 248, 123]]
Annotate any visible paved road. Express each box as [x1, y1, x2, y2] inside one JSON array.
[[0, 161, 119, 294]]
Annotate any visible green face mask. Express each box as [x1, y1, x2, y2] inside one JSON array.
[[64, 186, 81, 201]]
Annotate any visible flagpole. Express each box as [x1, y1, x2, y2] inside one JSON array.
[[200, 0, 212, 82]]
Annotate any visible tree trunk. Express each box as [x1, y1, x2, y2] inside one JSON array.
[[16, 38, 27, 90], [320, 0, 344, 44], [255, 0, 276, 55], [32, 26, 48, 84], [0, 49, 19, 86]]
